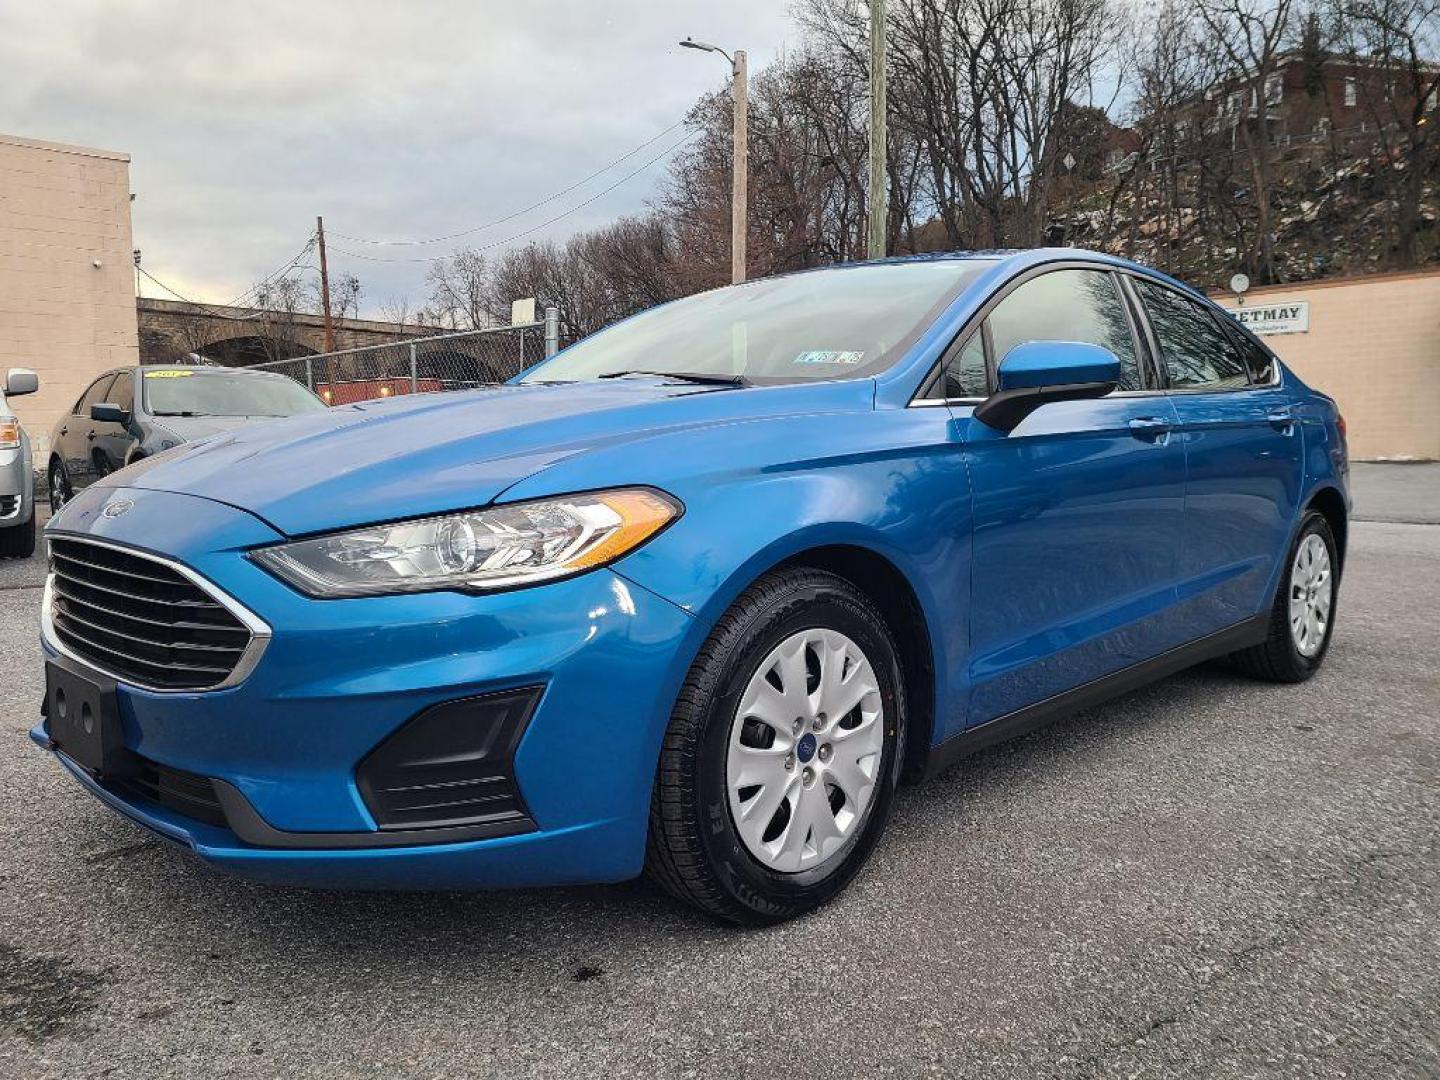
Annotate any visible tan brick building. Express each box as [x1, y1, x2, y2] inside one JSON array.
[[0, 133, 139, 459], [1214, 269, 1440, 461]]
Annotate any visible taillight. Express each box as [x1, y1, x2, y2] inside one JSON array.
[[1336, 413, 1348, 443]]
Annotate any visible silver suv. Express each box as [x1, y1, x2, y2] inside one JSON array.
[[1, 368, 39, 558]]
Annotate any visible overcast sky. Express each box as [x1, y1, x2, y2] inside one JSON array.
[[0, 1, 798, 316]]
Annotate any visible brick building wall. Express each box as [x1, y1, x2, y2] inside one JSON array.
[[0, 133, 139, 460], [1215, 269, 1440, 461]]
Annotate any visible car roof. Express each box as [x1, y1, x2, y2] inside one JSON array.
[[858, 247, 1213, 305]]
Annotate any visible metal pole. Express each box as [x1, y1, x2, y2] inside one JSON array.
[[408, 341, 418, 394], [544, 307, 560, 358], [316, 216, 335, 352], [732, 50, 748, 284], [304, 356, 314, 391], [867, 0, 888, 260]]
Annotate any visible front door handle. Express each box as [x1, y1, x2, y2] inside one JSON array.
[[1128, 416, 1172, 442]]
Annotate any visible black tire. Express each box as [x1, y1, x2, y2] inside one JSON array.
[[48, 459, 71, 514], [645, 567, 906, 925], [1229, 510, 1339, 683], [0, 510, 36, 559]]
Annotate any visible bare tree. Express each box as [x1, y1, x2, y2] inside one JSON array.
[[1195, 0, 1298, 282], [1330, 0, 1440, 266]]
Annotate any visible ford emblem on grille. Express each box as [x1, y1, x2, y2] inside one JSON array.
[[102, 498, 134, 518]]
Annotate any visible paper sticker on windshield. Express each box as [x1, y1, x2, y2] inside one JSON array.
[[144, 370, 195, 378], [794, 350, 864, 366]]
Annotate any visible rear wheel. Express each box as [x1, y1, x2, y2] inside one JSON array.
[[0, 510, 35, 559], [1229, 510, 1338, 683], [646, 567, 905, 924]]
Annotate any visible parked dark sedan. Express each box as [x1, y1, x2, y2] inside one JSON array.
[[46, 365, 326, 511]]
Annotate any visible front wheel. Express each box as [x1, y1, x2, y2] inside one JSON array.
[[645, 567, 905, 924], [1229, 510, 1339, 682], [48, 459, 71, 513]]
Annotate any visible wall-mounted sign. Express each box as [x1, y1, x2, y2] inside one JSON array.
[[1227, 301, 1310, 336]]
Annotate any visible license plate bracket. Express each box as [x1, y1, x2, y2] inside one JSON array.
[[44, 657, 131, 778]]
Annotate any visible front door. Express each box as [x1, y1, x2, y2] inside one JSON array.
[[953, 267, 1190, 726], [1130, 278, 1304, 634], [91, 370, 135, 477]]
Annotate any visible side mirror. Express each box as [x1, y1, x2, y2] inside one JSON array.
[[5, 368, 38, 397], [973, 341, 1120, 433], [90, 402, 129, 424]]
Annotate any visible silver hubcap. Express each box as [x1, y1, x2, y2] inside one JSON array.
[[1289, 533, 1332, 658], [50, 472, 65, 509], [726, 628, 884, 873]]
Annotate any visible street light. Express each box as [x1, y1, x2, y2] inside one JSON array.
[[680, 36, 747, 284]]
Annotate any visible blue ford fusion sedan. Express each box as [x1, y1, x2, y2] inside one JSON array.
[[34, 249, 1348, 924]]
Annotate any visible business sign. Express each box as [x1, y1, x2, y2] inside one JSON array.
[[1227, 301, 1310, 336]]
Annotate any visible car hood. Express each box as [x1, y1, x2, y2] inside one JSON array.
[[105, 378, 872, 536], [149, 414, 277, 443]]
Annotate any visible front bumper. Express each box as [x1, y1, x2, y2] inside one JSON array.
[[35, 484, 699, 889], [0, 445, 33, 525]]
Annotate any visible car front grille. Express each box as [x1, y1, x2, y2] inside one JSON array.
[[47, 536, 260, 691]]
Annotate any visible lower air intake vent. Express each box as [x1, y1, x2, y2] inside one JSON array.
[[356, 687, 540, 831]]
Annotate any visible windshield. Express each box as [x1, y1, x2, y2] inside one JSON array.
[[519, 260, 994, 385], [142, 370, 327, 418]]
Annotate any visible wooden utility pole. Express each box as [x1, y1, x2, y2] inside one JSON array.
[[316, 215, 335, 352], [731, 49, 748, 284], [867, 0, 888, 260]]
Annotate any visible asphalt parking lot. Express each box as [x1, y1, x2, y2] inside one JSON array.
[[1, 470, 1436, 1079]]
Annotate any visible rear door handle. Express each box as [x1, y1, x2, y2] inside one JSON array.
[[1267, 408, 1295, 431], [1128, 416, 1172, 442], [85, 430, 97, 441]]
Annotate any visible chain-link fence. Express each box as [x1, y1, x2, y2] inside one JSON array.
[[250, 314, 558, 405]]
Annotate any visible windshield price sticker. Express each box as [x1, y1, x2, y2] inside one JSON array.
[[144, 370, 196, 378], [794, 350, 865, 365]]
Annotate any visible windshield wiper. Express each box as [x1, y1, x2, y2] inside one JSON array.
[[598, 370, 749, 387], [150, 410, 199, 417]]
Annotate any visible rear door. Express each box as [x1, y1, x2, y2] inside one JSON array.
[[953, 265, 1190, 727], [1128, 277, 1304, 636]]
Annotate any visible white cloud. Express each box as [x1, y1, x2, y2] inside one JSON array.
[[0, 0, 796, 313]]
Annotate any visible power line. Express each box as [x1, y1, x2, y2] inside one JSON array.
[[331, 119, 689, 247], [225, 236, 317, 307], [329, 130, 699, 265]]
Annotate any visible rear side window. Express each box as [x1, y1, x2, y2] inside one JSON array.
[[986, 269, 1142, 391], [77, 375, 116, 414], [1135, 281, 1249, 390], [1224, 324, 1277, 385]]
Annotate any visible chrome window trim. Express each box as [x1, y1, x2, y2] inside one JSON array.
[[41, 533, 271, 694]]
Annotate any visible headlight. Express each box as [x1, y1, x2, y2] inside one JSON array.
[[250, 488, 680, 598], [0, 420, 20, 450]]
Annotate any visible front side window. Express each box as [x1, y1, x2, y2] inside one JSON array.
[[77, 374, 116, 414], [1135, 280, 1249, 390], [518, 261, 994, 385], [108, 371, 134, 412], [986, 269, 1142, 391]]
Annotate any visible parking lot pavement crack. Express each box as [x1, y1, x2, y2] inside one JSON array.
[[1060, 843, 1437, 1079]]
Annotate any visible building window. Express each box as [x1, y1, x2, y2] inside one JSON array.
[[1265, 74, 1283, 105], [1344, 77, 1357, 107]]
